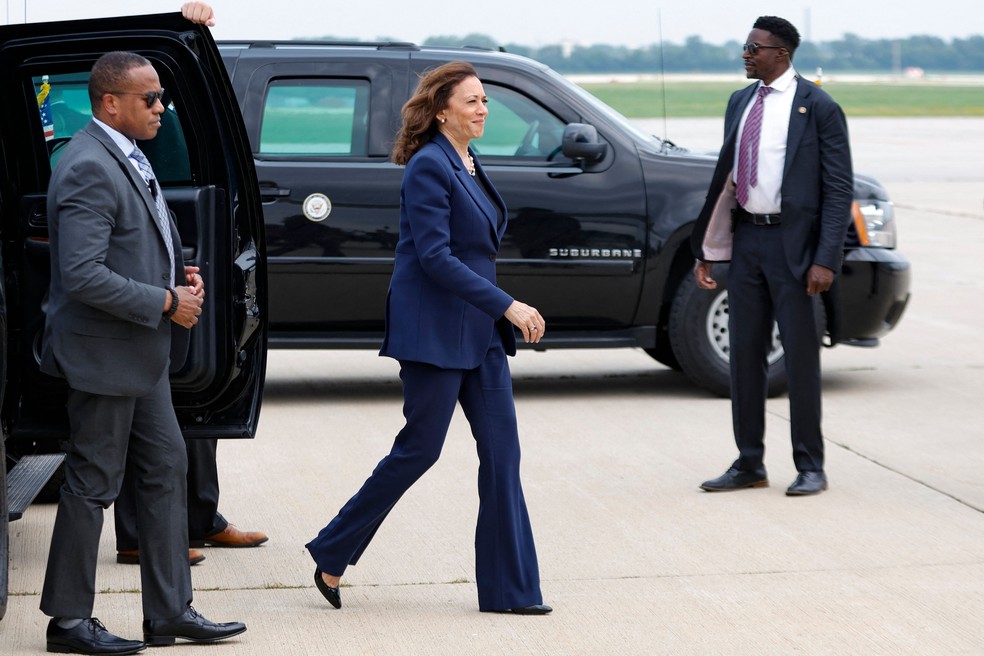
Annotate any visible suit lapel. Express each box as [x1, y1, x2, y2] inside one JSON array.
[[473, 156, 507, 241], [725, 84, 759, 148], [84, 122, 171, 246], [433, 133, 499, 236], [784, 77, 812, 180]]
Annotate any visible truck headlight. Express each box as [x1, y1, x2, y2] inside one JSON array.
[[852, 199, 897, 248]]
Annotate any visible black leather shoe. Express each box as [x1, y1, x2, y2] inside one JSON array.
[[700, 467, 768, 491], [786, 471, 828, 496], [509, 604, 553, 615], [142, 606, 245, 646], [46, 617, 145, 654], [314, 567, 342, 608]]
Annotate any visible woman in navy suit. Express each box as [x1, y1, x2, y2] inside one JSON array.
[[306, 62, 551, 615]]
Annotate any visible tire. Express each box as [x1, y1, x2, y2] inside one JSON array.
[[668, 264, 788, 398]]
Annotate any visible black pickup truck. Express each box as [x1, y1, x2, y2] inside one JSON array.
[[214, 40, 910, 396]]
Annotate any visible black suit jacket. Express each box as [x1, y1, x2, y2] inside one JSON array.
[[691, 76, 854, 281]]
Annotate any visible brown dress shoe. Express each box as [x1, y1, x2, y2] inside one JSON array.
[[117, 548, 205, 565], [200, 524, 269, 548]]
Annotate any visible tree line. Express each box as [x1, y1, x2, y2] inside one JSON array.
[[417, 33, 984, 73]]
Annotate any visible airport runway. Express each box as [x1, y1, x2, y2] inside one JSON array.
[[3, 119, 983, 655]]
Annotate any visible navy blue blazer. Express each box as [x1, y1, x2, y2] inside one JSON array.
[[691, 76, 854, 281], [380, 132, 516, 369]]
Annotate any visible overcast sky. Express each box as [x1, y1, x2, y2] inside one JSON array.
[[4, 0, 981, 47]]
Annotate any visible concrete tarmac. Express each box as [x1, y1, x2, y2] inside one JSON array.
[[3, 118, 983, 655]]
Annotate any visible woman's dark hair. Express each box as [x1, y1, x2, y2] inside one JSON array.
[[89, 51, 152, 108], [391, 61, 478, 165], [753, 16, 801, 58]]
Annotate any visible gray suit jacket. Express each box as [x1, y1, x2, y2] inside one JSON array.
[[41, 120, 184, 397], [691, 76, 854, 281]]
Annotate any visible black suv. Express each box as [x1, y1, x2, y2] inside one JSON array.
[[0, 14, 267, 619], [215, 40, 909, 395]]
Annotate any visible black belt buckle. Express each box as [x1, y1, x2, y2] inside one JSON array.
[[736, 207, 781, 226]]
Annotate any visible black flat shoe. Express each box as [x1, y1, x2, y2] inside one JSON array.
[[315, 567, 342, 609], [46, 618, 145, 655], [509, 604, 552, 615]]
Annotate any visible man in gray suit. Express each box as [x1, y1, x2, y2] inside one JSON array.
[[690, 16, 853, 497], [39, 44, 246, 655]]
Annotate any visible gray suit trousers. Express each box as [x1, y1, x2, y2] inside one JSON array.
[[40, 370, 192, 620]]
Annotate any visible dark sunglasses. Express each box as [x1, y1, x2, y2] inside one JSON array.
[[742, 43, 784, 55], [109, 89, 166, 107]]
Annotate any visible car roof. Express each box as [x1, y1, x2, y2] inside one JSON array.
[[215, 40, 551, 74]]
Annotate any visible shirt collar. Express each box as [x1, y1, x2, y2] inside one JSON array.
[[92, 116, 137, 157], [761, 66, 798, 93]]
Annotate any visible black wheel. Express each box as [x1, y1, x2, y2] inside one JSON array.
[[668, 264, 788, 398]]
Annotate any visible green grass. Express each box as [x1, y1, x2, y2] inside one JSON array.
[[578, 81, 984, 118]]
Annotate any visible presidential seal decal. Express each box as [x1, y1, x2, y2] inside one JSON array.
[[302, 193, 332, 222]]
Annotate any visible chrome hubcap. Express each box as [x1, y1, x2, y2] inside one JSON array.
[[706, 291, 784, 366]]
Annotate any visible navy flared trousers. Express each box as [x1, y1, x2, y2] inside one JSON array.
[[306, 335, 542, 611]]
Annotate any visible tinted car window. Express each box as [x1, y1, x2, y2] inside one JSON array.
[[33, 72, 192, 184], [474, 84, 565, 160], [258, 79, 370, 157]]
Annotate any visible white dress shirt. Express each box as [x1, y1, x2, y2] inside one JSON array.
[[92, 116, 144, 177], [733, 66, 797, 214]]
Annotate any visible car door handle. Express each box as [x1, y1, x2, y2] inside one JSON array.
[[258, 184, 291, 199]]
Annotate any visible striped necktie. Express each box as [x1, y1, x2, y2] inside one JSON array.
[[735, 85, 773, 208], [129, 145, 175, 287]]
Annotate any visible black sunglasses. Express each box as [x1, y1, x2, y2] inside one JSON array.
[[109, 89, 166, 108], [742, 43, 784, 55]]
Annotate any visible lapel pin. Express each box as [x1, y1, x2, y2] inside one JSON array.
[[798, 106, 807, 114]]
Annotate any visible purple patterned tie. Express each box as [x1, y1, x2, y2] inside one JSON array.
[[735, 85, 773, 208]]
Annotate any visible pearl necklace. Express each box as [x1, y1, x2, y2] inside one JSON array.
[[441, 127, 476, 176]]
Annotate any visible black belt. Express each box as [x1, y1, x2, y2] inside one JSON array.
[[734, 207, 782, 225]]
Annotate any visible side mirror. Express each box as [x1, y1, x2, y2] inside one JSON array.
[[562, 123, 608, 162]]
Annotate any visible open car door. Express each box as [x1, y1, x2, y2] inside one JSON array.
[[0, 12, 267, 448]]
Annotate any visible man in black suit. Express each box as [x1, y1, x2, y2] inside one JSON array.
[[39, 29, 247, 656], [690, 16, 853, 496]]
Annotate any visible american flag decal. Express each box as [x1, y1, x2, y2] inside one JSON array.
[[37, 75, 54, 141]]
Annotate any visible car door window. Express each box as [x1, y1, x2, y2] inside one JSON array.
[[258, 79, 369, 157], [474, 84, 566, 161], [33, 72, 192, 184]]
